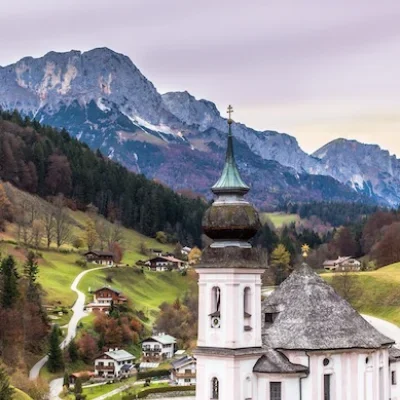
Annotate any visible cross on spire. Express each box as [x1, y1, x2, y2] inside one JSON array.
[[227, 105, 234, 125]]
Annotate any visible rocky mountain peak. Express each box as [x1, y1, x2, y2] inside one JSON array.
[[162, 91, 221, 131]]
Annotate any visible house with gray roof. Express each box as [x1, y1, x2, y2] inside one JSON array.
[[170, 355, 196, 386], [94, 348, 135, 379], [141, 333, 177, 360]]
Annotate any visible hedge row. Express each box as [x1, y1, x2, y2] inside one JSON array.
[[122, 385, 196, 399], [136, 369, 170, 380]]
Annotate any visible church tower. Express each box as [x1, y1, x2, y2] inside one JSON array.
[[195, 106, 265, 400]]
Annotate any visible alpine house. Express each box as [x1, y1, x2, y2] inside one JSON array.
[[194, 106, 400, 400]]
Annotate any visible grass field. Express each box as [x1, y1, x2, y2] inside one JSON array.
[[12, 388, 33, 400], [78, 267, 190, 323], [323, 262, 400, 326], [261, 212, 299, 228]]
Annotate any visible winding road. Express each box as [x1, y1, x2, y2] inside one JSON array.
[[29, 265, 111, 399]]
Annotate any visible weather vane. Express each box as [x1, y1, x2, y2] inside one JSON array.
[[301, 244, 310, 258], [227, 104, 234, 125]]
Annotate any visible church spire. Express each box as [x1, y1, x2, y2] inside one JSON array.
[[211, 105, 250, 195]]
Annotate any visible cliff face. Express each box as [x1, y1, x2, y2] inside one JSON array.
[[0, 48, 394, 206]]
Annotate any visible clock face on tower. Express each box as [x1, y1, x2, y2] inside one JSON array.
[[211, 316, 221, 328]]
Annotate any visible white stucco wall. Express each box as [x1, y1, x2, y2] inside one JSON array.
[[196, 268, 264, 349], [390, 360, 400, 400]]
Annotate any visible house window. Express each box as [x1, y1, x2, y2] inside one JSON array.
[[270, 382, 281, 400], [324, 374, 331, 400], [392, 371, 397, 385], [184, 378, 191, 383], [185, 369, 191, 374], [211, 377, 219, 399]]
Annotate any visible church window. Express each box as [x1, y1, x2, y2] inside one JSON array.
[[323, 358, 330, 366], [210, 287, 221, 328], [269, 382, 281, 400], [324, 374, 331, 400], [211, 377, 219, 399], [211, 287, 221, 314], [392, 371, 397, 385], [244, 287, 252, 330], [244, 287, 251, 315]]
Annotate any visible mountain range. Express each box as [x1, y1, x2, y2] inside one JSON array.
[[0, 47, 398, 208]]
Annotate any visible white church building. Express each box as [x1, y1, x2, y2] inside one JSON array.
[[194, 106, 400, 400]]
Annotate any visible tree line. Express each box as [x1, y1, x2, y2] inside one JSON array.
[[0, 110, 207, 246]]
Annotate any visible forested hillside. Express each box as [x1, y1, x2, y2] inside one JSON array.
[[0, 110, 206, 245]]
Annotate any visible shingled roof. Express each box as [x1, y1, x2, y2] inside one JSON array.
[[262, 263, 394, 351], [253, 349, 308, 374]]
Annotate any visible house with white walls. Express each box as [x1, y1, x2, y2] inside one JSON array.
[[94, 349, 135, 379], [194, 107, 398, 400], [170, 356, 196, 386], [141, 334, 176, 360]]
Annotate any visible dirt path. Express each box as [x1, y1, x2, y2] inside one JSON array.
[[28, 265, 112, 398]]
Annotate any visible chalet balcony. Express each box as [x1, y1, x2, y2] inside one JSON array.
[[95, 365, 115, 371], [142, 347, 162, 353], [175, 372, 196, 379]]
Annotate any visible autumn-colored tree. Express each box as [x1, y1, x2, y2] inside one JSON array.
[[188, 247, 202, 265], [362, 211, 398, 254], [110, 242, 123, 264], [77, 333, 98, 362], [270, 244, 291, 285], [85, 219, 98, 251], [373, 222, 400, 267]]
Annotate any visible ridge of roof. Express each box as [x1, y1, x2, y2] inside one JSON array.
[[262, 263, 394, 351]]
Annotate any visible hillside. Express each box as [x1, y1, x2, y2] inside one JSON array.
[[0, 182, 185, 313], [323, 263, 400, 326], [0, 110, 206, 246], [0, 48, 391, 207]]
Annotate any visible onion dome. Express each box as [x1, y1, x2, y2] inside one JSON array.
[[202, 105, 261, 248]]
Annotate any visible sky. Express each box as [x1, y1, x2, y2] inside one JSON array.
[[1, 0, 400, 155]]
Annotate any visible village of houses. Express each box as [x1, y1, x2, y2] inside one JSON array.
[[64, 246, 196, 393], [64, 246, 363, 394]]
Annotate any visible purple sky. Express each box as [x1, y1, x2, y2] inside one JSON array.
[[1, 0, 400, 155]]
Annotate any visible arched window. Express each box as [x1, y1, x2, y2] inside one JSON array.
[[211, 377, 219, 399], [244, 287, 251, 316], [211, 287, 221, 314], [244, 287, 252, 330]]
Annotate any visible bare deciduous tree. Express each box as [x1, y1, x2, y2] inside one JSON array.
[[52, 195, 72, 248]]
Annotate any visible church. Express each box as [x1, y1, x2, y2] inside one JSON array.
[[194, 106, 400, 400]]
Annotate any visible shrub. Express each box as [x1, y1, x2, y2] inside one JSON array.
[[75, 259, 87, 268], [122, 385, 195, 399]]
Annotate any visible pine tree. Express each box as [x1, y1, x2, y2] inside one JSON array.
[[63, 371, 70, 389], [0, 366, 14, 400], [24, 251, 39, 283], [68, 340, 79, 363], [74, 377, 83, 399], [0, 256, 19, 308], [48, 325, 64, 372]]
